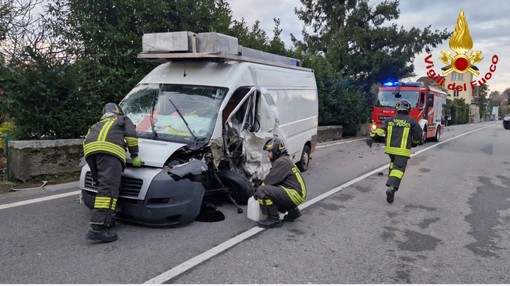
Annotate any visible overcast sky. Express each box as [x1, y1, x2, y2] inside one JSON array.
[[227, 0, 509, 93]]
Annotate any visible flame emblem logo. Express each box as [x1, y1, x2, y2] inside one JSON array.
[[440, 10, 483, 76]]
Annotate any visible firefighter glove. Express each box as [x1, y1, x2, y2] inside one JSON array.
[[366, 138, 373, 148], [132, 157, 144, 167]]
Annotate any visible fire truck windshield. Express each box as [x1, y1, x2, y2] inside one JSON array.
[[375, 90, 419, 108]]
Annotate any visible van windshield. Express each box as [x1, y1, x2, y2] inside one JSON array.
[[376, 90, 419, 108], [120, 83, 228, 144]]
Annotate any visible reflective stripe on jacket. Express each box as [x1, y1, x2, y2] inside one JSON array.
[[263, 155, 307, 204], [370, 113, 422, 157], [83, 115, 139, 164]]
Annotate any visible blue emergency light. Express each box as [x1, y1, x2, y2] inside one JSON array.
[[383, 81, 401, 87], [383, 81, 424, 87]]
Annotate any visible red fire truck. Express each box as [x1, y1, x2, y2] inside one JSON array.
[[370, 81, 448, 144]]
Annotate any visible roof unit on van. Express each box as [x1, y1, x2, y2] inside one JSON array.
[[138, 31, 310, 71]]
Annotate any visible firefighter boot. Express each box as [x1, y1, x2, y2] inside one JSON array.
[[105, 219, 116, 230], [258, 205, 283, 228], [386, 187, 396, 204], [86, 225, 118, 243], [283, 207, 302, 222], [105, 216, 116, 230]]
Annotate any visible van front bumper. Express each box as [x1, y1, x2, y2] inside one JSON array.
[[80, 165, 205, 227]]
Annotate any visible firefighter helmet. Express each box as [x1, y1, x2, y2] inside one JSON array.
[[395, 99, 411, 114], [263, 136, 287, 161], [103, 103, 124, 116]]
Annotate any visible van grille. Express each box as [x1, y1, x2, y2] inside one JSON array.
[[84, 171, 143, 199]]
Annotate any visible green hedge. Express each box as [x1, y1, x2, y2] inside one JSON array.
[[446, 98, 470, 125]]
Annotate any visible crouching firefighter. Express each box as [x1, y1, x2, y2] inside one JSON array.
[[83, 103, 143, 243], [367, 99, 422, 204], [255, 137, 307, 228]]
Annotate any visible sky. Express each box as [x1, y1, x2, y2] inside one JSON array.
[[227, 0, 510, 94]]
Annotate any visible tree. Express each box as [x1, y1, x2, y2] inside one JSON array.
[[489, 90, 506, 106], [227, 17, 289, 58], [0, 49, 101, 139], [1, 0, 46, 65], [45, 0, 234, 106], [477, 84, 490, 120], [0, 0, 53, 128], [293, 0, 450, 86], [268, 19, 287, 55], [501, 88, 510, 106], [446, 98, 469, 125]]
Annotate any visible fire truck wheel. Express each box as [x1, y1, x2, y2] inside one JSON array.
[[419, 126, 427, 145], [432, 127, 440, 142], [296, 145, 311, 172], [218, 170, 254, 205]]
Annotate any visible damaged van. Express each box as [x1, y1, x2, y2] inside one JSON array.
[[79, 31, 318, 226]]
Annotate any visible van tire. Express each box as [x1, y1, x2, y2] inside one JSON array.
[[218, 170, 254, 205], [296, 145, 311, 172]]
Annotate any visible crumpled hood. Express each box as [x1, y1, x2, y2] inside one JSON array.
[[128, 138, 187, 168]]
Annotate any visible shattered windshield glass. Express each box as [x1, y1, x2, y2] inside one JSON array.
[[376, 90, 419, 108], [120, 84, 228, 144]]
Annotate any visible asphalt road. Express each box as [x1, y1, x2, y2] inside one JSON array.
[[1, 121, 508, 283]]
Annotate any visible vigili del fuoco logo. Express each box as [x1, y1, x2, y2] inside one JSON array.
[[425, 10, 499, 92]]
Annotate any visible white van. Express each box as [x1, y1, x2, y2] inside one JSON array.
[[79, 32, 318, 226]]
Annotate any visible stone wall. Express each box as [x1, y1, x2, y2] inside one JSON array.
[[9, 139, 83, 182], [317, 125, 343, 142], [356, 123, 371, 137]]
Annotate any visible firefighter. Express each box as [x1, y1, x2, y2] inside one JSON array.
[[255, 137, 307, 228], [83, 103, 143, 243], [367, 99, 422, 204]]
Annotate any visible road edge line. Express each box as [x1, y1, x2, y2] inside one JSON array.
[[0, 190, 81, 210]]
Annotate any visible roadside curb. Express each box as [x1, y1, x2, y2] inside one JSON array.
[[44, 181, 79, 192]]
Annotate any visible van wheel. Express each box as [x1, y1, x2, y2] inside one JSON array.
[[432, 126, 441, 142], [218, 170, 254, 205], [296, 145, 311, 172]]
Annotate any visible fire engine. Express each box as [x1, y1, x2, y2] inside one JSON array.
[[370, 81, 447, 144]]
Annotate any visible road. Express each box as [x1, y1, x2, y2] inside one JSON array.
[[1, 121, 509, 283]]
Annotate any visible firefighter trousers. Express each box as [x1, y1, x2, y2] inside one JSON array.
[[255, 185, 303, 214], [386, 154, 409, 190], [86, 153, 122, 227]]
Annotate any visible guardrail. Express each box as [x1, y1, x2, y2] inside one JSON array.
[[0, 129, 10, 180]]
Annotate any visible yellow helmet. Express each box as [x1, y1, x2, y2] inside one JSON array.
[[103, 103, 123, 115], [263, 137, 287, 160], [395, 99, 411, 114]]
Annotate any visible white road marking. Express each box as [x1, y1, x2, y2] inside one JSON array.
[[316, 138, 365, 149], [144, 124, 495, 283], [144, 227, 265, 284], [0, 190, 81, 210]]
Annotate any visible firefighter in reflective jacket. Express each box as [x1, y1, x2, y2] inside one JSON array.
[[255, 137, 307, 228], [367, 99, 422, 204], [83, 103, 143, 243]]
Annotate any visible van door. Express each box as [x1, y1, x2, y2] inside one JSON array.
[[224, 86, 279, 180]]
